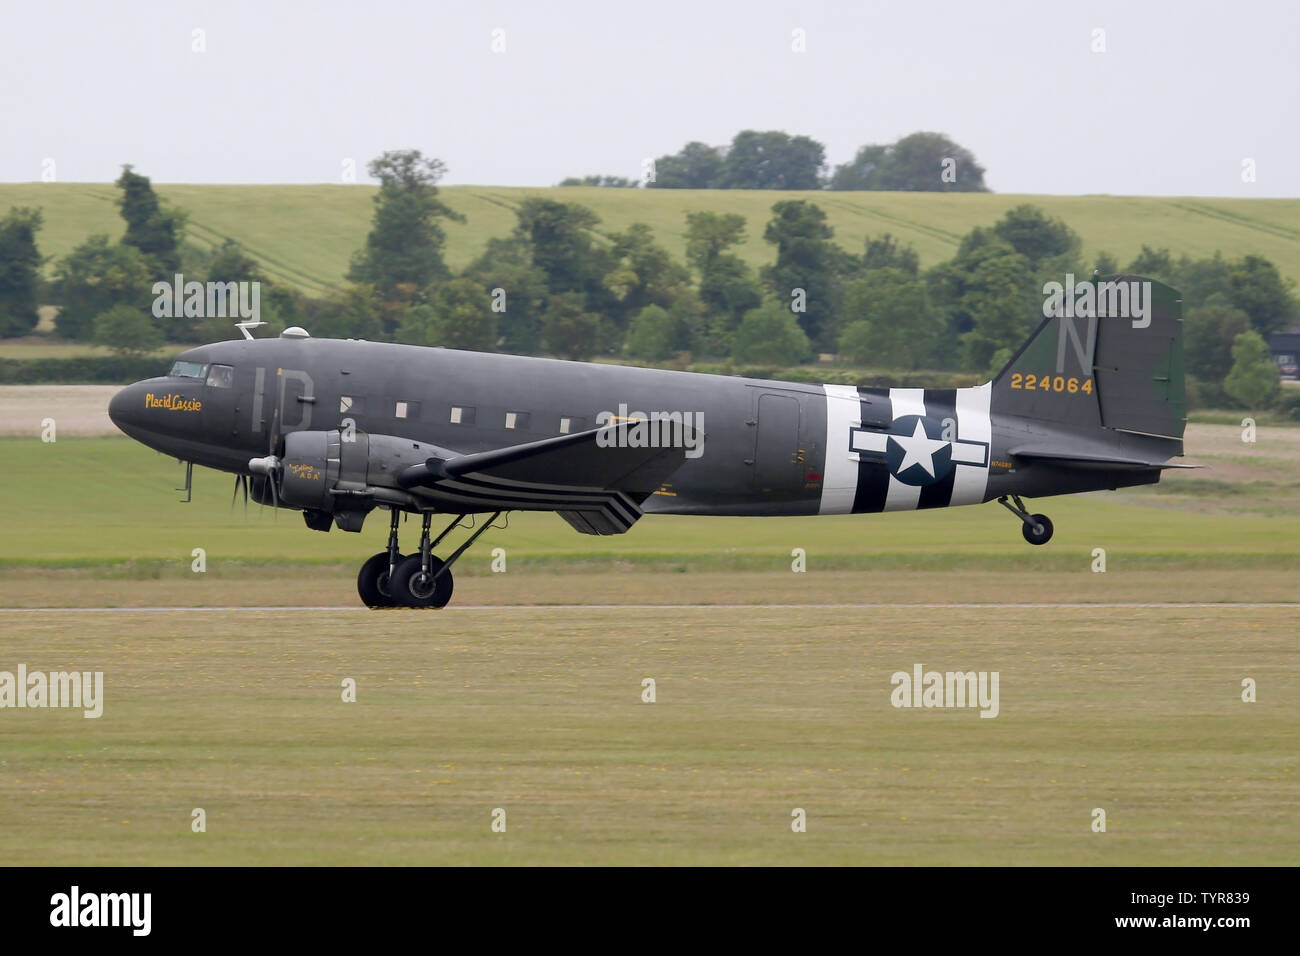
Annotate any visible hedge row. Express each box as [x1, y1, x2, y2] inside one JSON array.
[[0, 355, 180, 385]]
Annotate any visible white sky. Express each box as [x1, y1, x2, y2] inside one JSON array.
[[3, 0, 1298, 195]]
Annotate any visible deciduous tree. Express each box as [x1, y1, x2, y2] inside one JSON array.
[[0, 206, 44, 337]]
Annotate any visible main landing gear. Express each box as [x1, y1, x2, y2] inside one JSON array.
[[356, 509, 502, 609], [997, 495, 1054, 546]]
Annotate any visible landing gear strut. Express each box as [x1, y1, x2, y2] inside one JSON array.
[[998, 495, 1053, 546], [356, 508, 405, 607], [359, 510, 502, 609]]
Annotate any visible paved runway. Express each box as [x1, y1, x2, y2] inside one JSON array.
[[2, 602, 1296, 613]]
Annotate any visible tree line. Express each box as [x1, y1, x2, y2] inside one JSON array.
[[560, 129, 989, 192], [0, 148, 1294, 413]]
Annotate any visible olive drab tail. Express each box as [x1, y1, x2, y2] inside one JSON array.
[[990, 274, 1186, 451]]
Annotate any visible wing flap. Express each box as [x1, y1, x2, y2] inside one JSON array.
[[396, 422, 699, 534]]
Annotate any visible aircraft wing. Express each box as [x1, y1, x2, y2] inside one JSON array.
[[396, 421, 699, 535]]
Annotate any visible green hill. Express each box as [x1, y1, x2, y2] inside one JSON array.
[[4, 183, 1300, 295]]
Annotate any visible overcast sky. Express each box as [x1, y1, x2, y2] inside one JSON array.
[[3, 0, 1298, 195]]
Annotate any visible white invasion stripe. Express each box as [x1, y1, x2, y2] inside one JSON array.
[[883, 388, 927, 511], [889, 388, 926, 420], [820, 384, 861, 515], [951, 382, 992, 506], [883, 475, 921, 511]]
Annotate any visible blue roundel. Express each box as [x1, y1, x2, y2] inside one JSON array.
[[885, 415, 953, 486]]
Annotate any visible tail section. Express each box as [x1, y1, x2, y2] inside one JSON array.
[[991, 274, 1186, 451]]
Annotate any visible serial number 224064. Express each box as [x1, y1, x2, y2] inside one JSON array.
[[1009, 373, 1093, 394]]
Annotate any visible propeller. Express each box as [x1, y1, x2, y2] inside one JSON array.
[[245, 395, 285, 520], [230, 474, 249, 515], [248, 456, 282, 520]]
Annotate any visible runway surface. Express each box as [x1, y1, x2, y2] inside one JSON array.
[[3, 602, 1297, 612]]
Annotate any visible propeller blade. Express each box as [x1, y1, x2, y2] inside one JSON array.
[[248, 456, 282, 522], [230, 474, 249, 515]]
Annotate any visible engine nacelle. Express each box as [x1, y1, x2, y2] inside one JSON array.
[[275, 430, 441, 531], [279, 430, 337, 510]]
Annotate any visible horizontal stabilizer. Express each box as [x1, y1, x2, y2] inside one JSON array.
[[1009, 445, 1200, 471]]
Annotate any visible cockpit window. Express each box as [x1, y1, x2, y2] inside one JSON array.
[[206, 364, 234, 388], [170, 361, 208, 379]]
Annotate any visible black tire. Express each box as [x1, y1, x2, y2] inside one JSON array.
[[357, 551, 403, 608], [390, 553, 455, 609], [1022, 514, 1053, 546]]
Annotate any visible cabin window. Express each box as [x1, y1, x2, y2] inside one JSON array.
[[450, 406, 476, 425], [395, 401, 420, 420], [205, 364, 234, 388], [170, 360, 208, 379], [559, 416, 584, 434], [505, 411, 530, 430], [339, 395, 361, 414]]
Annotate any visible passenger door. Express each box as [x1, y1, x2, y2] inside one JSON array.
[[752, 392, 802, 494]]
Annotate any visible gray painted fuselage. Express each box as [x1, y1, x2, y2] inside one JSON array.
[[107, 333, 1172, 527]]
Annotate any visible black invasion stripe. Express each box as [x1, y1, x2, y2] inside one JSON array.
[[429, 480, 602, 512], [450, 473, 621, 508], [456, 473, 645, 522], [433, 486, 633, 531], [918, 388, 957, 510], [852, 386, 891, 514], [424, 486, 570, 512], [601, 494, 641, 527], [440, 474, 642, 527]]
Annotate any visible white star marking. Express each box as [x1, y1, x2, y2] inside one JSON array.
[[890, 419, 949, 478]]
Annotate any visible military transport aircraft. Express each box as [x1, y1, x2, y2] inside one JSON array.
[[108, 274, 1190, 609]]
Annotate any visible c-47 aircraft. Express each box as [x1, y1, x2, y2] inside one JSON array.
[[109, 274, 1191, 609]]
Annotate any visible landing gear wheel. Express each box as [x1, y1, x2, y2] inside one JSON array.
[[391, 553, 455, 609], [357, 551, 404, 607], [1021, 514, 1053, 546]]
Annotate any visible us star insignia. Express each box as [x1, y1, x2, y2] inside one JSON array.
[[849, 415, 988, 486]]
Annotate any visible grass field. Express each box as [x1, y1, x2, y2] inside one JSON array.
[[2, 594, 1295, 865], [3, 183, 1300, 294], [1, 432, 1295, 865]]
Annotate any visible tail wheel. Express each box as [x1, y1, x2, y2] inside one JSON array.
[[391, 553, 455, 609], [357, 551, 403, 607], [1022, 514, 1053, 546]]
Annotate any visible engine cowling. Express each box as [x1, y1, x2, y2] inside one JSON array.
[[271, 429, 443, 530], [279, 430, 338, 510]]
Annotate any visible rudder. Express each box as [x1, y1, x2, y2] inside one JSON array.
[[991, 274, 1186, 444]]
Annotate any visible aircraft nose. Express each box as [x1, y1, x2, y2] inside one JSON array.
[[108, 381, 147, 435]]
